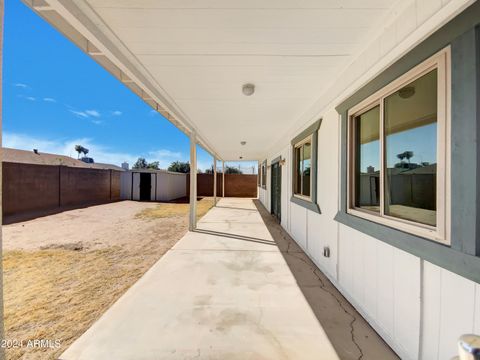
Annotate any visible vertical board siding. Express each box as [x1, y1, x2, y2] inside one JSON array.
[[438, 269, 475, 358], [290, 202, 307, 249], [260, 1, 478, 358]]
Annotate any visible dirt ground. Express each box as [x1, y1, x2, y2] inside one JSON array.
[[2, 198, 213, 360]]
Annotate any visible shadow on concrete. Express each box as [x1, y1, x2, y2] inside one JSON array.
[[193, 228, 276, 246], [252, 199, 399, 360]]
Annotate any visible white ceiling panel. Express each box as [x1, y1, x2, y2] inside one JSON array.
[[61, 0, 401, 159]]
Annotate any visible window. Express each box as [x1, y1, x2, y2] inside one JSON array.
[[293, 136, 312, 199], [290, 119, 321, 213], [347, 48, 450, 243], [261, 160, 266, 188], [257, 161, 261, 186]]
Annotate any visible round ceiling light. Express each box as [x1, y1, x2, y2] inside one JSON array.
[[240, 141, 247, 146], [242, 83, 255, 96]]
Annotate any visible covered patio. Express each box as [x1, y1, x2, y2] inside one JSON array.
[[59, 198, 397, 360]]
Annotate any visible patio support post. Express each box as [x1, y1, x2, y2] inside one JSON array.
[[222, 160, 225, 197], [189, 132, 197, 231], [0, 0, 4, 355], [213, 157, 217, 206]]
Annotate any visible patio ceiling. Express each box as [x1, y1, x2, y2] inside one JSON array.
[[27, 0, 399, 160]]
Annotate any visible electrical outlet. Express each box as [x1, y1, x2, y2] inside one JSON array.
[[323, 246, 330, 258]]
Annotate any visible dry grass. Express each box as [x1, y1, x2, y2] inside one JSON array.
[[3, 198, 214, 360], [136, 197, 214, 220]]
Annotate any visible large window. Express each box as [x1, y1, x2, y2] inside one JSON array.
[[293, 136, 312, 199], [347, 49, 450, 243]]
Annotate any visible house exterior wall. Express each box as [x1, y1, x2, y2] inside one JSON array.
[[258, 1, 479, 359]]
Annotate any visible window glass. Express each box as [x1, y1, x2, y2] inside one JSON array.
[[295, 147, 302, 194], [354, 105, 380, 212], [384, 69, 437, 226], [302, 142, 311, 197]]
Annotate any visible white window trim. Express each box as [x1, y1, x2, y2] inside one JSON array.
[[346, 47, 451, 245], [293, 134, 313, 202]]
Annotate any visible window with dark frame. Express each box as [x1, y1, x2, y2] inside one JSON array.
[[261, 160, 266, 188], [293, 136, 312, 199]]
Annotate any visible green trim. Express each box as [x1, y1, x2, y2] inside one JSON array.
[[271, 155, 282, 164], [291, 119, 321, 146], [290, 118, 322, 214], [335, 211, 480, 284], [291, 195, 321, 213], [335, 2, 480, 284]]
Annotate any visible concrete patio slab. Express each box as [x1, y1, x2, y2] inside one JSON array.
[[60, 198, 398, 360]]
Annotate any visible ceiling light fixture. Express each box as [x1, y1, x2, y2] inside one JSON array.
[[240, 141, 246, 145], [242, 83, 255, 96]]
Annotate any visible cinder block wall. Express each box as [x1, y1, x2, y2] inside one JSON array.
[[2, 162, 121, 218], [186, 173, 257, 197]]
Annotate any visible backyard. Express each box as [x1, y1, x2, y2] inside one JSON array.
[[2, 198, 213, 360]]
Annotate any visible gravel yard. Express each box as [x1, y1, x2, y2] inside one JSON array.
[[3, 198, 213, 360]]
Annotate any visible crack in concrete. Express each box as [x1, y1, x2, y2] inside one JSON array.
[[284, 246, 364, 360]]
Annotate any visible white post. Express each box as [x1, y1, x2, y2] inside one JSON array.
[[0, 0, 5, 353], [189, 132, 197, 231], [222, 160, 225, 198], [213, 157, 217, 206]]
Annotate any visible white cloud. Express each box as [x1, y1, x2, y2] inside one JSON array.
[[14, 83, 29, 88], [2, 132, 188, 169], [111, 110, 122, 116], [43, 97, 56, 103], [85, 109, 100, 117], [69, 110, 89, 118], [25, 96, 36, 101], [148, 109, 159, 116]]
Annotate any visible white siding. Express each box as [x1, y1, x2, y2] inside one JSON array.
[[257, 2, 478, 359], [155, 172, 186, 201]]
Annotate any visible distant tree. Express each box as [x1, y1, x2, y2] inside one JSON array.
[[75, 145, 84, 159], [168, 161, 190, 173], [147, 161, 160, 170], [205, 165, 214, 174], [225, 166, 242, 174], [197, 169, 203, 174], [82, 147, 89, 156], [133, 157, 148, 169]]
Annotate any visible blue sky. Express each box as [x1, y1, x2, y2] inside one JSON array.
[[3, 0, 255, 172], [360, 123, 437, 172]]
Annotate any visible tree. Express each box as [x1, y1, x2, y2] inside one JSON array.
[[133, 157, 148, 169], [205, 165, 214, 174], [75, 145, 84, 159], [74, 145, 90, 159], [147, 161, 160, 170], [225, 166, 242, 174], [168, 161, 190, 173]]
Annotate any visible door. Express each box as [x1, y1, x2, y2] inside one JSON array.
[[140, 172, 152, 201], [271, 161, 281, 222]]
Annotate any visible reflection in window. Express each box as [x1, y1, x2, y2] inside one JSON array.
[[294, 139, 312, 198], [303, 143, 311, 197], [354, 105, 380, 212], [384, 69, 437, 226]]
